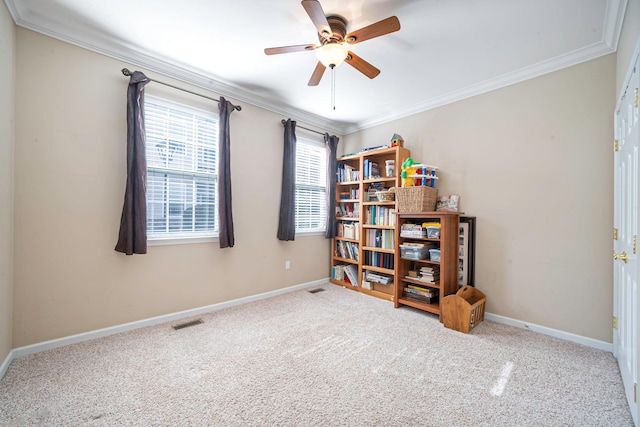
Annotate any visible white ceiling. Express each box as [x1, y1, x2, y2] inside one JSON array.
[[4, 0, 628, 134]]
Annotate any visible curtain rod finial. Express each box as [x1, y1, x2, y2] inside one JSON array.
[[121, 68, 132, 76], [234, 105, 242, 111]]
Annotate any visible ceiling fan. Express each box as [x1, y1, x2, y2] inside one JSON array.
[[264, 0, 400, 86]]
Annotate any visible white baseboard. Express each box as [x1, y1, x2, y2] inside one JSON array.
[[7, 278, 328, 363], [485, 312, 612, 352], [0, 349, 13, 380], [2, 280, 613, 382]]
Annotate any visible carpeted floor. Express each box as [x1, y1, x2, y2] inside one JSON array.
[[0, 284, 634, 426]]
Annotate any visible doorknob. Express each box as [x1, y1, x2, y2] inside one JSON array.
[[613, 250, 628, 263]]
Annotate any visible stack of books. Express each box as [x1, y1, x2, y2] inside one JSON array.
[[418, 266, 440, 284], [365, 271, 393, 286], [402, 284, 438, 304]]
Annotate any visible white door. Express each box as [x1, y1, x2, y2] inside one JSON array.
[[614, 53, 640, 426]]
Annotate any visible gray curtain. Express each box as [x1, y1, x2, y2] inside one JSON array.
[[115, 71, 150, 255], [218, 97, 236, 248], [277, 119, 297, 241], [324, 133, 339, 238]]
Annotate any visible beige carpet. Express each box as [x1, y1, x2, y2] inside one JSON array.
[[0, 284, 633, 426]]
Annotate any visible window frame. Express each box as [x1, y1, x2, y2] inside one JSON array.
[[144, 95, 220, 245], [294, 136, 328, 235]]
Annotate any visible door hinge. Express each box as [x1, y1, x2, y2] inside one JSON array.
[[614, 139, 619, 152], [614, 228, 618, 240], [613, 316, 618, 329], [634, 235, 637, 255], [635, 88, 639, 108], [635, 383, 637, 403]]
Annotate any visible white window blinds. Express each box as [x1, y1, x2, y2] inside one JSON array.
[[145, 96, 219, 240], [295, 138, 327, 233]]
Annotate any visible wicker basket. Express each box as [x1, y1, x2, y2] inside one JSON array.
[[395, 186, 438, 212], [376, 190, 395, 202]]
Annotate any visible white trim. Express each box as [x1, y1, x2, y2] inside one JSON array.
[[147, 236, 218, 246], [8, 278, 328, 362], [615, 32, 640, 113], [1, 283, 614, 381], [485, 312, 612, 352], [0, 349, 13, 380], [3, 0, 627, 136]]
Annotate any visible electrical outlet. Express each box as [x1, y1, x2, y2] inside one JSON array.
[[285, 260, 291, 270]]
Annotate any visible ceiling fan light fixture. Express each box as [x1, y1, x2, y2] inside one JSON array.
[[316, 43, 348, 68]]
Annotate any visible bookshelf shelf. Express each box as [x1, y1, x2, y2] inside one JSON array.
[[330, 145, 410, 297], [397, 297, 440, 314], [363, 265, 394, 275], [363, 224, 394, 230], [363, 246, 394, 254], [394, 212, 462, 320]]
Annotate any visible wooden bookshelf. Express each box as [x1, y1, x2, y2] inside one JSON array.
[[330, 145, 410, 302], [394, 212, 462, 319]]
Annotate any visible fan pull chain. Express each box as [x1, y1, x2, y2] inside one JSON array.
[[331, 64, 336, 111]]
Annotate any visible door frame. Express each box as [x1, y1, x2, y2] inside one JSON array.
[[614, 33, 640, 426]]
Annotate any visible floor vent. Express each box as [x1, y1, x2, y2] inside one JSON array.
[[172, 319, 203, 330], [308, 288, 325, 294]]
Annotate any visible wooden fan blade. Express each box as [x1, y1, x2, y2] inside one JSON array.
[[308, 61, 326, 86], [301, 0, 332, 39], [345, 16, 400, 45], [264, 44, 319, 55], [345, 51, 380, 79]]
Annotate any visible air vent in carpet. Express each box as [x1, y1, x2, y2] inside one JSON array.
[[308, 288, 325, 294], [172, 319, 203, 330]]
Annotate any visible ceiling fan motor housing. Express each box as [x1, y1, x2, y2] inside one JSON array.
[[323, 15, 347, 44]]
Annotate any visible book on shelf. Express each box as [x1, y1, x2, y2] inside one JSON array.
[[364, 270, 393, 285], [403, 286, 439, 303], [332, 265, 345, 281], [344, 264, 359, 287], [406, 282, 438, 294], [343, 223, 356, 240], [337, 164, 360, 182], [365, 206, 396, 226], [335, 241, 359, 261], [366, 229, 394, 249], [363, 160, 380, 179], [364, 250, 394, 269]]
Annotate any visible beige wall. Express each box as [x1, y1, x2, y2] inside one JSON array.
[[0, 2, 15, 363], [345, 55, 616, 342], [13, 28, 330, 347], [616, 0, 640, 96]]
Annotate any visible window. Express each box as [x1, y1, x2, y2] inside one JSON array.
[[145, 96, 218, 241], [295, 138, 327, 233]]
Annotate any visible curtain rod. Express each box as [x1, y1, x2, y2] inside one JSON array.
[[121, 68, 242, 111], [280, 119, 326, 136]]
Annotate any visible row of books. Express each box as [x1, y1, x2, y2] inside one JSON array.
[[336, 202, 360, 218], [335, 241, 359, 261], [337, 164, 360, 183], [363, 159, 380, 179], [332, 264, 359, 287], [364, 250, 394, 269], [364, 206, 396, 226], [365, 229, 394, 250], [336, 223, 359, 240], [339, 188, 360, 200]]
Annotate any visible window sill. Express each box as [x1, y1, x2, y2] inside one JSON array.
[[295, 230, 327, 237], [148, 235, 218, 246]]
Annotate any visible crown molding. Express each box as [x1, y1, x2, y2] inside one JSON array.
[[5, 0, 628, 136], [348, 0, 628, 134]]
